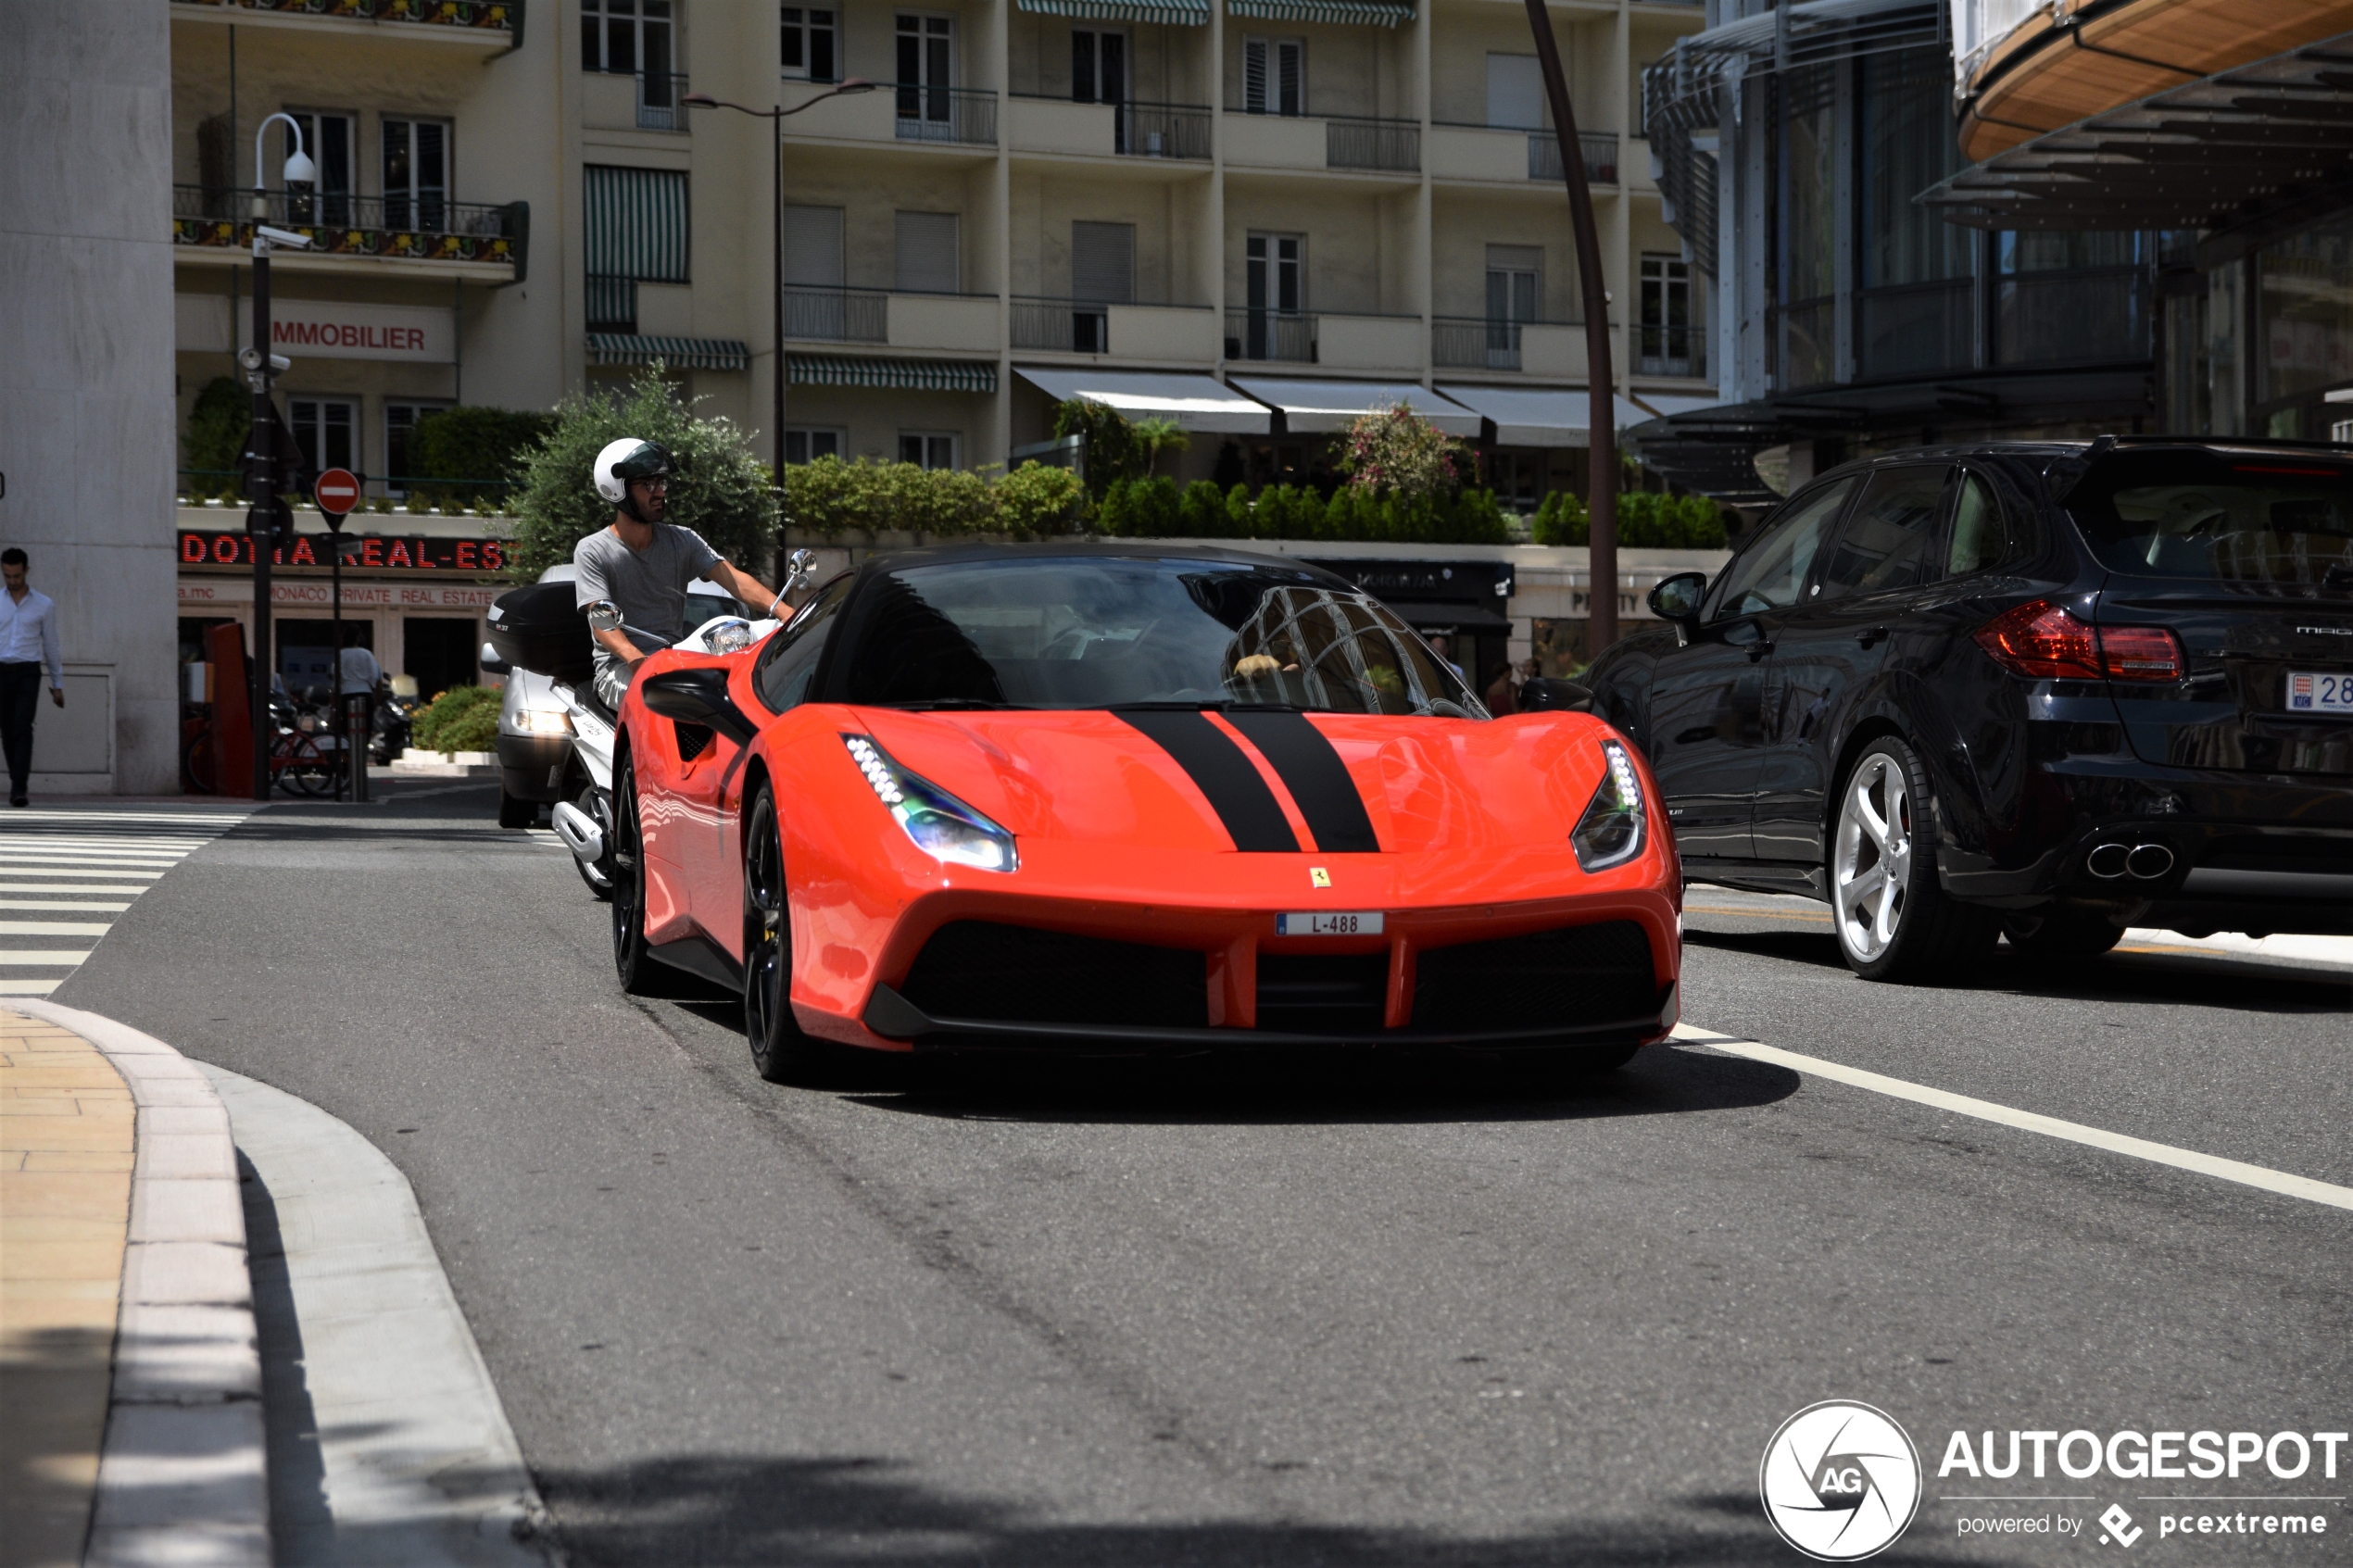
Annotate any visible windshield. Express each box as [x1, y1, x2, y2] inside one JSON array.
[[2068, 451, 2353, 584], [839, 557, 1489, 717]]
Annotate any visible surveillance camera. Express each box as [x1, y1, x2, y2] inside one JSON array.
[[256, 224, 314, 249], [236, 347, 293, 376]]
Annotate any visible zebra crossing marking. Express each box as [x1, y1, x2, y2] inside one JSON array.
[[1, 805, 254, 995]]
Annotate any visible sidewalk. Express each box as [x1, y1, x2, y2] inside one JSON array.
[[1, 1008, 134, 1568]]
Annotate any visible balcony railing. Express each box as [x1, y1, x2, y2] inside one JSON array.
[[169, 0, 518, 35], [586, 273, 636, 332], [1327, 117, 1419, 173], [1638, 322, 1707, 379], [785, 287, 889, 344], [896, 84, 998, 145], [171, 187, 524, 270], [1012, 297, 1110, 354], [1529, 132, 1620, 185], [1119, 101, 1213, 160], [636, 72, 689, 132], [1226, 309, 1317, 363], [1432, 316, 1531, 370]]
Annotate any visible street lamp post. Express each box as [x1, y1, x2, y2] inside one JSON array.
[[243, 113, 317, 801], [1522, 1, 1617, 658], [681, 81, 875, 581]]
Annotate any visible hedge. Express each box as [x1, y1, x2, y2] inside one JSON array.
[[1531, 490, 1728, 548], [782, 456, 1085, 539], [1097, 478, 1511, 545], [410, 684, 501, 753]]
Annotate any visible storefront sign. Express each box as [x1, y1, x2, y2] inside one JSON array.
[[180, 529, 508, 572], [230, 298, 456, 363], [178, 580, 502, 610]]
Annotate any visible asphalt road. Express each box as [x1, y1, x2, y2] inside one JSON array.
[[53, 782, 2353, 1566]]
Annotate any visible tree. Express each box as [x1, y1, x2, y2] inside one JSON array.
[[182, 376, 250, 496], [508, 367, 780, 579], [1133, 416, 1190, 479], [1339, 402, 1468, 500], [408, 406, 554, 509], [1051, 396, 1144, 503]]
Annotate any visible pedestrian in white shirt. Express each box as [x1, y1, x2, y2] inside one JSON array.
[[1, 547, 65, 808]]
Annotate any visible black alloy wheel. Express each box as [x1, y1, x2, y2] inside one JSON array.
[[1828, 735, 1998, 984], [2001, 907, 2127, 966], [610, 752, 657, 993], [742, 784, 823, 1083]]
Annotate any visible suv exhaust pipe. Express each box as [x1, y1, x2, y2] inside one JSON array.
[[2087, 842, 2174, 881]]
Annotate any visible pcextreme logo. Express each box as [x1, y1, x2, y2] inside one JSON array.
[[1760, 1400, 1925, 1562]]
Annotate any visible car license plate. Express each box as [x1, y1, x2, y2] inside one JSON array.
[[2286, 671, 2353, 714], [1276, 911, 1384, 936]]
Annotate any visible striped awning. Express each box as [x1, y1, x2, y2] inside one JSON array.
[[587, 334, 750, 372], [1016, 0, 1210, 23], [584, 165, 688, 282], [1227, 0, 1413, 24], [790, 354, 997, 394]]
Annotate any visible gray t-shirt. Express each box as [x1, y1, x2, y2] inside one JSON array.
[[573, 524, 724, 677]]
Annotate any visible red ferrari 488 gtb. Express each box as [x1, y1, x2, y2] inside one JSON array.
[[609, 545, 1682, 1081]]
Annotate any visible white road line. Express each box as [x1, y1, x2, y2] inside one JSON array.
[[0, 884, 154, 895], [0, 979, 61, 995], [0, 900, 131, 912], [1675, 1026, 2353, 1212], [6, 854, 187, 864], [0, 951, 94, 964], [0, 922, 116, 936]]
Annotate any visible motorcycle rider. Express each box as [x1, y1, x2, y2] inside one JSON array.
[[576, 438, 785, 710]]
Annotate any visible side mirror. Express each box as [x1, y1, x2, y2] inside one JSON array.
[[1648, 571, 1708, 627], [1516, 677, 1594, 713], [637, 666, 759, 746], [480, 640, 512, 676]]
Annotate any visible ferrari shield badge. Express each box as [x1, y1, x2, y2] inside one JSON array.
[[1310, 867, 1332, 888]]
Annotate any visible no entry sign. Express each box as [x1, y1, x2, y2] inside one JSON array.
[[314, 467, 362, 517]]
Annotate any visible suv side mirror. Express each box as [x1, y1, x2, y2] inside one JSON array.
[[1516, 677, 1594, 713], [1648, 571, 1708, 645]]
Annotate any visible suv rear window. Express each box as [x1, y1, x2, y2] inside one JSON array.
[[2067, 450, 2353, 584]]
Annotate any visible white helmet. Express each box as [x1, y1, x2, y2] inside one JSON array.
[[593, 437, 675, 517]]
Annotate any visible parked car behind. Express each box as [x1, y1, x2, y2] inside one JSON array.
[[1582, 436, 2353, 981]]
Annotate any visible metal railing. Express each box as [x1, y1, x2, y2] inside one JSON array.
[[637, 72, 690, 131], [785, 287, 889, 343], [1226, 308, 1317, 363], [1327, 116, 1419, 172], [1638, 322, 1706, 379], [171, 186, 523, 269], [1119, 101, 1213, 160], [1529, 131, 1620, 185], [1772, 296, 1838, 391], [1432, 316, 1529, 370], [586, 273, 636, 332], [168, 0, 518, 34], [1855, 278, 1971, 380], [1996, 267, 2148, 367], [896, 84, 998, 145], [1012, 297, 1111, 353]]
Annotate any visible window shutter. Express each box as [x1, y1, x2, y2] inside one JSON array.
[[585, 165, 691, 282], [1487, 54, 1543, 130], [895, 211, 960, 295], [784, 204, 845, 287], [1070, 221, 1134, 305], [1277, 41, 1302, 117], [1245, 37, 1267, 113]]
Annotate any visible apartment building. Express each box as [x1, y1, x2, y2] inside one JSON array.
[[171, 0, 1707, 519]]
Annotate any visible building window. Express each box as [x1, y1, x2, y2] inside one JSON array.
[[277, 111, 354, 224], [583, 0, 673, 77], [384, 401, 451, 496], [780, 6, 837, 82], [1073, 28, 1126, 106], [900, 433, 958, 470], [1640, 255, 1705, 378], [895, 211, 961, 295], [289, 398, 359, 480], [1243, 37, 1303, 117], [1486, 54, 1542, 130], [383, 119, 449, 232], [897, 14, 953, 125], [784, 428, 846, 465]]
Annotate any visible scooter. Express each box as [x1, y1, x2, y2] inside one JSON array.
[[543, 550, 814, 896]]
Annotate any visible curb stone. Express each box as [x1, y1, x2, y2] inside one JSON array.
[[12, 998, 270, 1568]]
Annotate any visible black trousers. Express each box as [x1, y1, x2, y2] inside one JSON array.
[[0, 661, 44, 794]]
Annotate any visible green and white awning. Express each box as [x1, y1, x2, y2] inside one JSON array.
[[1228, 0, 1413, 24], [587, 334, 750, 372], [790, 355, 997, 394], [1016, 0, 1210, 23]]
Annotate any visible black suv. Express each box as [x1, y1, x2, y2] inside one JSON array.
[[1582, 438, 2353, 981]]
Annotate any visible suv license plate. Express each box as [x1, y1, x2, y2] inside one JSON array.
[[2286, 671, 2353, 714], [1276, 911, 1384, 936]]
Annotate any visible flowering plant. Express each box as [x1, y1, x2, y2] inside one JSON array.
[[1339, 401, 1470, 499]]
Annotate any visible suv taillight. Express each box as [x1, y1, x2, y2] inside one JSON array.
[[1973, 601, 2186, 683]]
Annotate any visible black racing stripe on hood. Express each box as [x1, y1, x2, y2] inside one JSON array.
[[1222, 709, 1382, 854], [1114, 709, 1300, 853]]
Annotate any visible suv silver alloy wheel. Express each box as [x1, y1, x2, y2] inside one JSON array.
[[1833, 751, 1912, 964]]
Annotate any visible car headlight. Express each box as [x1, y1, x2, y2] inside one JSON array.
[[1571, 738, 1646, 872], [703, 617, 756, 655], [510, 708, 572, 735], [842, 734, 1019, 873]]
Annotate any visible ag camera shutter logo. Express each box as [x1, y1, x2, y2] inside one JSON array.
[[1760, 1400, 1923, 1561]]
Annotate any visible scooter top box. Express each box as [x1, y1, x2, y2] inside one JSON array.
[[487, 581, 595, 684]]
